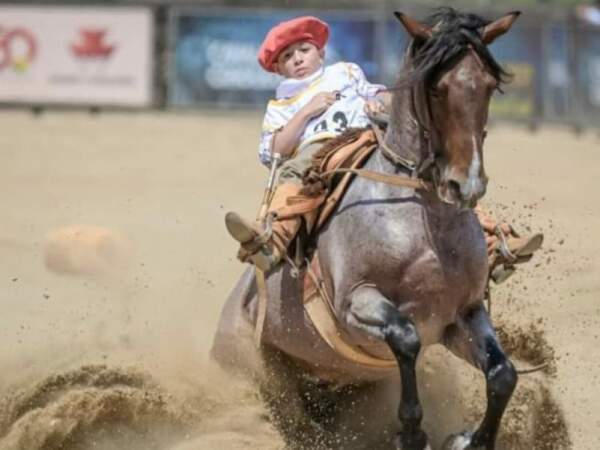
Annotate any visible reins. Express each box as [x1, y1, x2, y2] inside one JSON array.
[[318, 122, 432, 192], [333, 76, 440, 193], [316, 81, 439, 194]]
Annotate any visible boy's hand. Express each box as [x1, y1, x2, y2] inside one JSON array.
[[302, 91, 340, 119], [364, 98, 386, 117]]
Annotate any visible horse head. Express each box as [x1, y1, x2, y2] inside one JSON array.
[[393, 8, 520, 209]]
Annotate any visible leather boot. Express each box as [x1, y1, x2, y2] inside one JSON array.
[[475, 205, 543, 284], [487, 226, 544, 284], [225, 183, 303, 272]]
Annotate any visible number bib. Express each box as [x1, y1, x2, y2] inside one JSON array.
[[259, 62, 385, 166]]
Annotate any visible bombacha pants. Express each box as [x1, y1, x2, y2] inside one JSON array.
[[275, 141, 325, 186]]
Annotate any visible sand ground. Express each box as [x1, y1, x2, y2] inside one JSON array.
[[0, 110, 598, 449]]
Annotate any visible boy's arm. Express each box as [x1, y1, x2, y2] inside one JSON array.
[[272, 91, 339, 157], [376, 90, 392, 110], [365, 90, 392, 118], [345, 62, 390, 118], [271, 107, 313, 158]]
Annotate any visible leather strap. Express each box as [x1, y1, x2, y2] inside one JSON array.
[[254, 267, 269, 347], [304, 296, 397, 368], [304, 255, 397, 369], [321, 167, 431, 191], [371, 121, 418, 172]]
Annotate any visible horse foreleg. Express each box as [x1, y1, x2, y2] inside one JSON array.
[[348, 286, 430, 450], [443, 303, 518, 450]]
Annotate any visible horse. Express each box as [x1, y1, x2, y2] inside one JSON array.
[[213, 8, 521, 450]]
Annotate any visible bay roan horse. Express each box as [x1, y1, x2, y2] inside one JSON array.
[[213, 8, 521, 450]]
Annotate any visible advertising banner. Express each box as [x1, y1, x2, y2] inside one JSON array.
[[487, 24, 542, 122], [168, 10, 379, 107], [381, 18, 540, 122], [543, 24, 571, 120], [575, 24, 600, 120], [0, 5, 153, 106]]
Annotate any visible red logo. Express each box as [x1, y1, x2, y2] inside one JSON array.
[[71, 29, 115, 59], [0, 27, 37, 72]]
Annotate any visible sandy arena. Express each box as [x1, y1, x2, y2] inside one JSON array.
[[0, 110, 598, 449]]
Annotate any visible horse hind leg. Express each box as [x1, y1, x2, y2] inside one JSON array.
[[442, 303, 518, 450], [347, 285, 430, 450]]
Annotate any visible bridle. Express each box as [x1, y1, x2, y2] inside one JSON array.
[[374, 46, 491, 195]]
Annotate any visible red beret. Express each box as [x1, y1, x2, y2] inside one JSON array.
[[258, 16, 329, 72]]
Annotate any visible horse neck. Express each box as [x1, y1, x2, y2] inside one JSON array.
[[383, 82, 429, 171]]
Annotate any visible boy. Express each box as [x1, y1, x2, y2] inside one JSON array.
[[225, 16, 389, 271], [225, 16, 542, 282]]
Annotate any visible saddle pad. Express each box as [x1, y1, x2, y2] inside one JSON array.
[[302, 253, 396, 369]]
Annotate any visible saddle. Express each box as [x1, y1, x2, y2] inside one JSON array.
[[274, 127, 379, 233]]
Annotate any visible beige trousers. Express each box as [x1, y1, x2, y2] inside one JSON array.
[[276, 142, 324, 186]]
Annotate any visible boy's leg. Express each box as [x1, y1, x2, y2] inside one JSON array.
[[226, 182, 303, 271], [475, 205, 544, 284], [225, 143, 323, 271]]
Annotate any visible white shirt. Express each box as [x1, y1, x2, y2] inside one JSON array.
[[258, 62, 385, 167]]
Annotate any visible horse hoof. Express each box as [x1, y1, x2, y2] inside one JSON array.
[[442, 431, 482, 450], [396, 443, 431, 450], [396, 431, 430, 450]]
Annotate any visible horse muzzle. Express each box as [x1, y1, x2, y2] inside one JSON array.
[[435, 165, 488, 209]]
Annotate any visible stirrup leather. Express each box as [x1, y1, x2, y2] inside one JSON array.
[[495, 225, 518, 263]]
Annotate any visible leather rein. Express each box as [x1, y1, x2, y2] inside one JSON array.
[[322, 83, 438, 193]]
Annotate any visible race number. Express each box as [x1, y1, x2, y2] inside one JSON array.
[[313, 110, 348, 133]]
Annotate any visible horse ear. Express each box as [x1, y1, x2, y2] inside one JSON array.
[[394, 12, 432, 40], [481, 11, 521, 45]]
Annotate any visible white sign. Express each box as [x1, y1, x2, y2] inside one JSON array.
[[0, 5, 153, 106]]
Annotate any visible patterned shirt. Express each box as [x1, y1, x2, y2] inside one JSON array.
[[258, 62, 385, 167]]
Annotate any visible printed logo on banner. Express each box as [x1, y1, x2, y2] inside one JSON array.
[[49, 26, 132, 87], [0, 6, 153, 106], [71, 29, 115, 59], [0, 27, 37, 73]]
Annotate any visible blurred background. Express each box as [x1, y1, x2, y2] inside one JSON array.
[[0, 0, 599, 129]]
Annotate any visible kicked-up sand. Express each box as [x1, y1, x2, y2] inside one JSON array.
[[0, 110, 598, 449]]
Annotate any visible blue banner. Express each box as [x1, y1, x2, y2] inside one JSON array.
[[576, 24, 600, 118], [382, 19, 410, 86], [487, 23, 542, 121], [168, 10, 380, 107], [381, 18, 541, 121]]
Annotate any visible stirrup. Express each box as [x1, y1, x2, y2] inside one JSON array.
[[495, 227, 543, 264], [490, 230, 543, 284]]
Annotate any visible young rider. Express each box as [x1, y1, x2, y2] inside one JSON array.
[[225, 15, 542, 282], [225, 16, 389, 271]]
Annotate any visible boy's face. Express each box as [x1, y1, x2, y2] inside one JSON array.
[[273, 41, 324, 79]]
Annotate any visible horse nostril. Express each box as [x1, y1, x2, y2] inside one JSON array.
[[447, 180, 461, 199]]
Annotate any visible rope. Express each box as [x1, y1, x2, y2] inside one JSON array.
[[516, 362, 549, 375]]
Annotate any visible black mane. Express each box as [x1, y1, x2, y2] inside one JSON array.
[[399, 7, 511, 88]]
